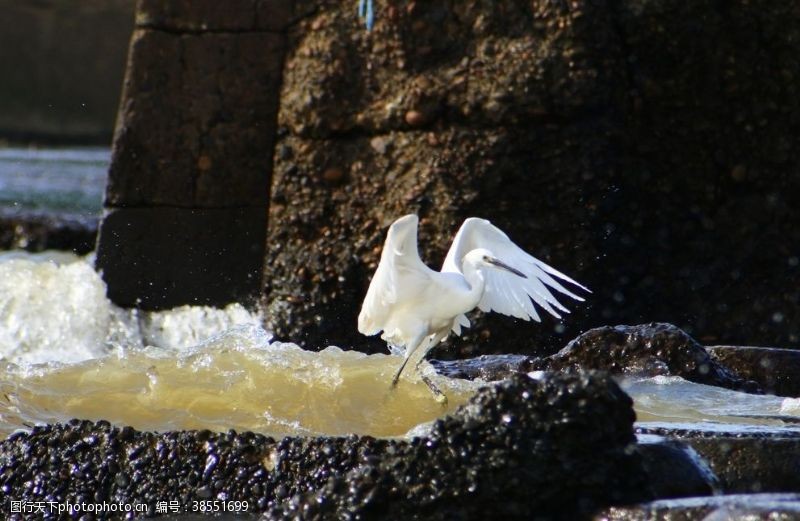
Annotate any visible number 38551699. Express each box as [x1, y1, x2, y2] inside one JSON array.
[[191, 500, 249, 513]]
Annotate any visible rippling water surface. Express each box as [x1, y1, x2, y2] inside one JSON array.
[[621, 376, 800, 434]]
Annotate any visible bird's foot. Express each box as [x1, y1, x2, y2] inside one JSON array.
[[421, 373, 448, 406]]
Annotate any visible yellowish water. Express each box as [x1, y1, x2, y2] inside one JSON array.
[[0, 326, 482, 439]]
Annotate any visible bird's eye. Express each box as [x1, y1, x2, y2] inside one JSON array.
[[482, 255, 489, 261]]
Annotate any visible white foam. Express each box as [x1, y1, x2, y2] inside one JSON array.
[[780, 397, 800, 415], [0, 254, 111, 364], [0, 251, 263, 366], [137, 303, 262, 351]]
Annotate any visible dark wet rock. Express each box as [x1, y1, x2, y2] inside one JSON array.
[[599, 493, 800, 521], [263, 0, 800, 355], [686, 438, 800, 494], [265, 372, 650, 519], [280, 0, 622, 137], [532, 323, 761, 393], [635, 436, 718, 500], [707, 345, 800, 397], [264, 124, 611, 355], [0, 209, 97, 254], [635, 425, 800, 495], [430, 354, 535, 381], [266, 2, 619, 353], [0, 373, 651, 519]]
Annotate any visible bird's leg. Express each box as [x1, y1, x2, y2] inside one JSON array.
[[391, 356, 412, 388], [391, 331, 426, 388], [419, 372, 448, 405]]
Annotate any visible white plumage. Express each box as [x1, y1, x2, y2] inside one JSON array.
[[358, 214, 588, 398]]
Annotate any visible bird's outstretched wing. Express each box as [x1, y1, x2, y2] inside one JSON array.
[[358, 214, 432, 336], [442, 218, 588, 322]]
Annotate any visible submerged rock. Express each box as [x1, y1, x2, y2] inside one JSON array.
[[533, 323, 761, 393], [430, 353, 534, 381], [0, 373, 651, 519]]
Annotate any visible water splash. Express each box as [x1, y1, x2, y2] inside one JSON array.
[[0, 251, 262, 365], [0, 252, 111, 364], [0, 252, 479, 439], [3, 251, 798, 441]]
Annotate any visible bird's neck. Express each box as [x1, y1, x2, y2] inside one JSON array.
[[461, 265, 487, 309]]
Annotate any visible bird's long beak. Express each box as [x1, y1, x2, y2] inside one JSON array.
[[487, 257, 527, 278]]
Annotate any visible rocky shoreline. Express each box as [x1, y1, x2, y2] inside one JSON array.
[[3, 324, 800, 519], [1, 373, 650, 520]]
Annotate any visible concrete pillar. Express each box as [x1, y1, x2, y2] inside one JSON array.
[[95, 0, 291, 309]]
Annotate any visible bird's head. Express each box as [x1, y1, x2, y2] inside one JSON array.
[[463, 248, 527, 278]]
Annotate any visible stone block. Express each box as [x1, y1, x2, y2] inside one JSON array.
[[95, 207, 266, 309], [105, 28, 284, 207]]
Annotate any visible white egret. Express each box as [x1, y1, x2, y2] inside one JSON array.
[[358, 214, 589, 401]]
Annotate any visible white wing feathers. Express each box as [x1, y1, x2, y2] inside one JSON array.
[[358, 214, 431, 335], [442, 218, 588, 323]]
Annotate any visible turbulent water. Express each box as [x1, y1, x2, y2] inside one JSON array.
[[0, 252, 480, 439], [0, 327, 479, 439], [1, 251, 800, 442], [0, 251, 258, 365]]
